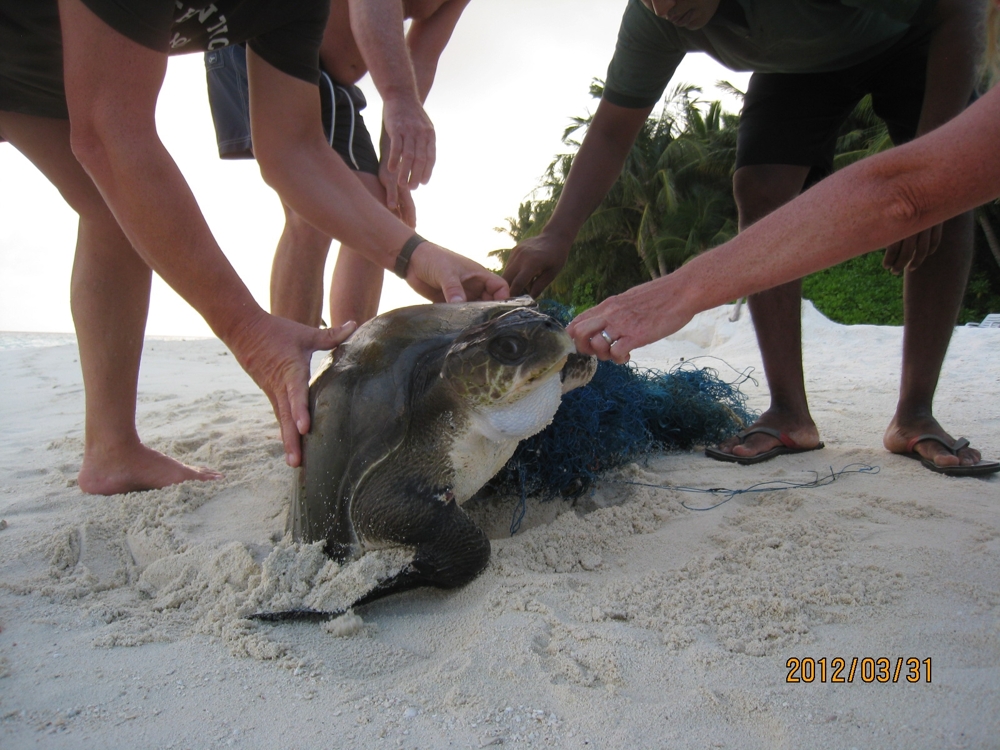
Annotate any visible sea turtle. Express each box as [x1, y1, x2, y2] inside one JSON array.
[[283, 297, 596, 616]]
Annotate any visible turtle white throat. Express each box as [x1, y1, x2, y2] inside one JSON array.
[[446, 371, 566, 504]]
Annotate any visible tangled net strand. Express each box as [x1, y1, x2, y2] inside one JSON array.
[[485, 302, 758, 504]]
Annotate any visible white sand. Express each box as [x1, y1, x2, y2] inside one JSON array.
[[1, 303, 998, 749]]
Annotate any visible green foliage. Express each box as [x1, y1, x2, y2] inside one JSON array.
[[801, 252, 903, 325], [496, 87, 1000, 324], [492, 81, 739, 309], [802, 201, 1000, 326]]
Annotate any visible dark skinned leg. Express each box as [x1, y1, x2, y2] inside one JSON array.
[[713, 163, 822, 459], [883, 211, 984, 468]]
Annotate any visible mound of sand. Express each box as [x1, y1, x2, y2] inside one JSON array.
[[1, 303, 997, 748]]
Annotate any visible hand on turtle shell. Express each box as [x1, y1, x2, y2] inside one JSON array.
[[226, 311, 357, 467], [406, 241, 510, 304]]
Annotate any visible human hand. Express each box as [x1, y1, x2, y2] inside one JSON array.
[[380, 160, 417, 228], [883, 223, 943, 274], [396, 184, 416, 228], [382, 96, 436, 191], [566, 278, 691, 364], [405, 241, 510, 304], [226, 312, 357, 467], [502, 234, 572, 297]]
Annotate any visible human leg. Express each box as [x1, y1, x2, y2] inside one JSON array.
[[269, 181, 386, 330], [706, 63, 866, 462], [328, 171, 386, 329], [882, 211, 990, 469], [269, 173, 386, 330], [269, 204, 333, 327], [710, 163, 823, 460], [0, 112, 222, 493], [867, 31, 993, 471], [323, 82, 385, 329], [269, 75, 384, 329]]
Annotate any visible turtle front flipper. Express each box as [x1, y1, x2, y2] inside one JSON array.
[[349, 483, 491, 605], [248, 489, 488, 623]]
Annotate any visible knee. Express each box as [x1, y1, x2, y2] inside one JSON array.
[[66, 117, 121, 207], [278, 209, 332, 258]]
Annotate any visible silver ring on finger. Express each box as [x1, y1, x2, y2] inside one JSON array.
[[600, 330, 614, 345]]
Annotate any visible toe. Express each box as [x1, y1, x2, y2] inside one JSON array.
[[915, 439, 961, 468], [713, 436, 741, 456], [731, 433, 782, 458], [957, 447, 982, 467]]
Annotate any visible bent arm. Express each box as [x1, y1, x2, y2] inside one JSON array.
[[568, 86, 1000, 358], [349, 0, 417, 107], [59, 0, 264, 343], [247, 49, 507, 303], [247, 47, 413, 267], [542, 99, 653, 244], [347, 0, 471, 190], [58, 0, 359, 466], [503, 99, 652, 295], [877, 0, 983, 273], [406, 0, 471, 101]]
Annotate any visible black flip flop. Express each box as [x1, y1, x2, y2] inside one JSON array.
[[705, 426, 824, 465], [903, 434, 1000, 477]]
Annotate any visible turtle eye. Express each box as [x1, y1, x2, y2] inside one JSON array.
[[488, 334, 528, 364]]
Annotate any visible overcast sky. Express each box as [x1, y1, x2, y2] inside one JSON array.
[[0, 1, 749, 337]]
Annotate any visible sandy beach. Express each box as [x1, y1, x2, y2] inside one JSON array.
[[1, 302, 998, 749]]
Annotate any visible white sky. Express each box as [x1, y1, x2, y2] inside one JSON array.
[[0, 1, 749, 337]]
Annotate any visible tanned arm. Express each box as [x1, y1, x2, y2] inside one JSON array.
[[58, 0, 356, 467], [503, 99, 653, 297], [246, 48, 508, 301], [567, 86, 1000, 361]]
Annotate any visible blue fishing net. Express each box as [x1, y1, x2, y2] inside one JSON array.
[[484, 302, 758, 502]]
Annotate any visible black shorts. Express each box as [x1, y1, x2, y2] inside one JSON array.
[[204, 44, 380, 176], [0, 0, 69, 140], [736, 26, 933, 188]]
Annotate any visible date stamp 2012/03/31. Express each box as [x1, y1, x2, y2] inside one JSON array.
[[785, 657, 931, 684]]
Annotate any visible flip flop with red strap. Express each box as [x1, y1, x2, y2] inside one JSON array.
[[705, 426, 825, 465], [903, 434, 1000, 477]]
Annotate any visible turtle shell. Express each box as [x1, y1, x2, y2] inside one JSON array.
[[289, 297, 542, 562]]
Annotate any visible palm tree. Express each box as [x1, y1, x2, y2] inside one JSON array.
[[494, 82, 741, 310], [496, 84, 1000, 315]]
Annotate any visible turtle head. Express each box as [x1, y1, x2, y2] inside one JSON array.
[[441, 308, 592, 426], [436, 306, 595, 497]]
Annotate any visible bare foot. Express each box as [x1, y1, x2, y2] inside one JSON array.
[[78, 442, 223, 495], [712, 408, 821, 459], [884, 415, 983, 470]]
